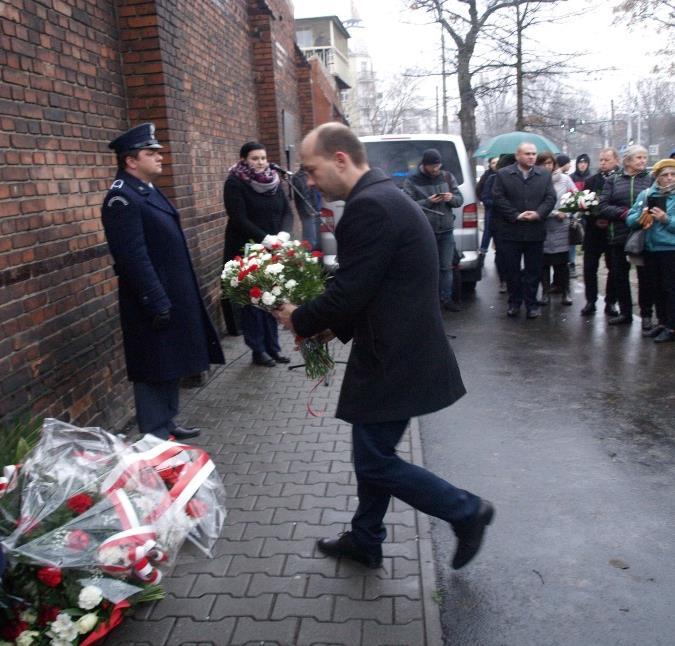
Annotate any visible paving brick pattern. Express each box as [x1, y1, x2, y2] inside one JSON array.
[[106, 333, 441, 646]]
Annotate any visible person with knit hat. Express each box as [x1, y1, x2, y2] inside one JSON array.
[[626, 158, 675, 342], [403, 148, 464, 311]]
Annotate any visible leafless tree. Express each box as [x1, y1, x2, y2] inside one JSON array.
[[409, 0, 571, 157]]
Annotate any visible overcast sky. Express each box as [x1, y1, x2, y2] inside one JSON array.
[[292, 0, 659, 119]]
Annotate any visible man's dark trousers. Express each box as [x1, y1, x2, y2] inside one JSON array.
[[583, 233, 616, 306], [501, 239, 544, 309], [350, 419, 480, 551], [133, 379, 180, 439]]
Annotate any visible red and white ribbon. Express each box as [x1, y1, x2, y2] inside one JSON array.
[[0, 464, 20, 497]]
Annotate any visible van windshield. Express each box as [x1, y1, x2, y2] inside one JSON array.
[[363, 140, 464, 187]]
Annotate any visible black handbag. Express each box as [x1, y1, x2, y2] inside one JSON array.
[[569, 217, 584, 245]]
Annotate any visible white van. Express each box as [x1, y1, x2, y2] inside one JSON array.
[[320, 134, 482, 291]]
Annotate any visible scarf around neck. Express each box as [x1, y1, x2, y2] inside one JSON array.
[[228, 160, 280, 194]]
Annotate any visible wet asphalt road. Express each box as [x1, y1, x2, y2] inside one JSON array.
[[420, 256, 675, 646]]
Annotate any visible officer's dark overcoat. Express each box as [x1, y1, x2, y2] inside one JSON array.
[[102, 170, 224, 382]]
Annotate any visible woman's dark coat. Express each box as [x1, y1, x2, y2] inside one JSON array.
[[223, 174, 294, 260], [291, 168, 466, 424], [101, 171, 224, 383], [599, 169, 652, 246]]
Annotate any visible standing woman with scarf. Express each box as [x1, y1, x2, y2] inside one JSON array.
[[224, 141, 294, 366], [626, 159, 675, 343]]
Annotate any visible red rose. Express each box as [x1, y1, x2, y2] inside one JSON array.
[[249, 286, 262, 299], [38, 605, 62, 626], [248, 263, 259, 272], [286, 249, 296, 257], [301, 240, 312, 249], [186, 498, 208, 519], [311, 250, 324, 258], [159, 465, 183, 486], [0, 619, 28, 640], [271, 255, 280, 262], [66, 529, 90, 551], [37, 566, 62, 587], [67, 492, 94, 514]]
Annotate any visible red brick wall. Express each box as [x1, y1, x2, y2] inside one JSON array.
[[0, 0, 322, 430], [0, 0, 132, 428]]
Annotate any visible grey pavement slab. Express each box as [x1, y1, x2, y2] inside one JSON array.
[[105, 333, 441, 646]]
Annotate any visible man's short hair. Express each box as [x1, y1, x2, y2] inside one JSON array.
[[600, 147, 619, 160], [516, 142, 537, 153], [117, 150, 141, 172], [312, 123, 367, 166]]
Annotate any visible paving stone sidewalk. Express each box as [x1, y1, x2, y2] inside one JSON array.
[[106, 331, 442, 646]]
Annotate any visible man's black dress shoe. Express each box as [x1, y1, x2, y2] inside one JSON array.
[[252, 351, 276, 366], [608, 314, 632, 325], [170, 426, 201, 440], [604, 305, 619, 317], [526, 307, 540, 319], [580, 303, 596, 316], [451, 500, 495, 570], [645, 324, 665, 338], [316, 532, 383, 568], [442, 300, 461, 312], [507, 306, 520, 317], [654, 328, 675, 343], [269, 352, 290, 364]]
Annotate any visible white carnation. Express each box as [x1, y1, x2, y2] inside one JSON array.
[[284, 279, 297, 290], [264, 263, 284, 275], [20, 609, 38, 624], [277, 231, 291, 242], [261, 253, 272, 261], [76, 613, 99, 634], [271, 285, 282, 296], [229, 278, 239, 287], [261, 292, 276, 306], [249, 244, 264, 252], [16, 632, 40, 646], [78, 584, 103, 610], [49, 613, 79, 641]]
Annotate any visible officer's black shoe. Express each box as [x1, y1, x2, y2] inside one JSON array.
[[170, 426, 201, 440], [526, 307, 541, 319], [451, 500, 495, 570], [316, 532, 383, 568], [580, 303, 596, 316], [604, 304, 619, 317], [269, 352, 290, 364], [507, 306, 520, 318], [252, 351, 276, 367], [608, 314, 632, 325]]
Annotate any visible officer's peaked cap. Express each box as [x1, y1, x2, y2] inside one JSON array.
[[108, 123, 162, 155]]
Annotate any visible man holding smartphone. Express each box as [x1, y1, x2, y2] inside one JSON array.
[[403, 149, 464, 311]]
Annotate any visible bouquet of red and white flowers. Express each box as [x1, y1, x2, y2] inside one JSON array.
[[558, 189, 599, 213], [0, 419, 226, 645], [221, 232, 334, 378]]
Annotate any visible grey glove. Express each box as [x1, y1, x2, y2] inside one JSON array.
[[151, 310, 171, 331]]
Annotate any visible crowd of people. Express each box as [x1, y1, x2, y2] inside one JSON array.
[[478, 144, 675, 343]]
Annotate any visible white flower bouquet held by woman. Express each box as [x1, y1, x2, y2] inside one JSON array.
[[558, 189, 599, 213]]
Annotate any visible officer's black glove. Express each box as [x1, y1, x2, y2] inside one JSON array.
[[151, 310, 171, 331]]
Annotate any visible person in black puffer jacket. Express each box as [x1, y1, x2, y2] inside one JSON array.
[[599, 144, 653, 327], [580, 148, 621, 316]]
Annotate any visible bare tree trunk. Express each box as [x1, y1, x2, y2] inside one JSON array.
[[457, 51, 479, 157], [515, 5, 525, 130]]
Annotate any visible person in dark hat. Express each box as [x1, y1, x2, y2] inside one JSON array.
[[403, 148, 464, 311], [101, 123, 225, 440]]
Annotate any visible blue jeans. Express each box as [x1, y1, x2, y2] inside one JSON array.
[[350, 419, 480, 551], [301, 215, 320, 250], [480, 209, 492, 252], [437, 230, 455, 303], [241, 306, 281, 355]]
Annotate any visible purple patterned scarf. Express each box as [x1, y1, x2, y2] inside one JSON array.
[[228, 160, 280, 194]]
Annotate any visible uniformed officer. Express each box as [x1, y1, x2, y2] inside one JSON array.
[[102, 123, 225, 440]]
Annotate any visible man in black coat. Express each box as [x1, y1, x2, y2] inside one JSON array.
[[492, 143, 557, 318], [580, 148, 620, 317], [275, 123, 493, 571], [102, 123, 224, 440]]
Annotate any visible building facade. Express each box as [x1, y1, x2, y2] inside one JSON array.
[[0, 0, 344, 429]]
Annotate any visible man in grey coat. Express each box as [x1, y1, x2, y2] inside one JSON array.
[[275, 123, 493, 571], [403, 148, 464, 311]]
